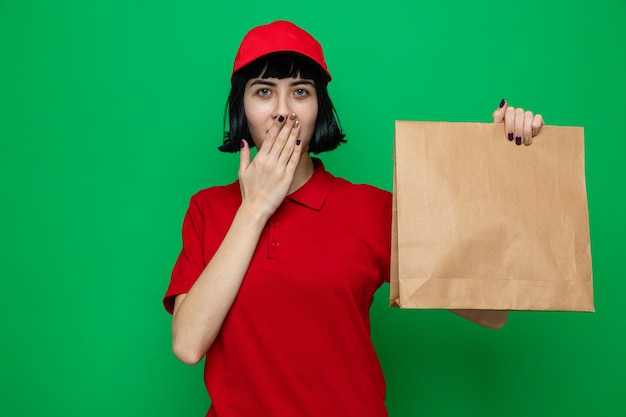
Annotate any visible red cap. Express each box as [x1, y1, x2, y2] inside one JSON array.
[[232, 21, 331, 81]]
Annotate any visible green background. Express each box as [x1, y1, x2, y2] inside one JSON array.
[[1, 0, 624, 416]]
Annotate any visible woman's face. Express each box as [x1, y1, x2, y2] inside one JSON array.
[[243, 75, 318, 151]]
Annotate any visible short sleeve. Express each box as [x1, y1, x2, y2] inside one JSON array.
[[378, 192, 393, 283], [163, 196, 206, 314]]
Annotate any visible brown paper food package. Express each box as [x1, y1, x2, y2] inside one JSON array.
[[390, 121, 594, 311]]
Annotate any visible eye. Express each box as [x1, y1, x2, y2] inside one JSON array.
[[256, 88, 271, 96], [294, 88, 308, 97]]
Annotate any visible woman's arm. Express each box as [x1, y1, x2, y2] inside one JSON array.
[[447, 100, 545, 329], [171, 115, 302, 365], [449, 310, 509, 329]]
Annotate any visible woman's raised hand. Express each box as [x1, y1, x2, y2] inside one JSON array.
[[238, 112, 303, 219], [492, 99, 544, 145]]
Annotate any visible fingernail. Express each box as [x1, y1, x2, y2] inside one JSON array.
[[240, 139, 245, 148], [499, 98, 506, 108], [524, 137, 531, 146], [515, 136, 522, 145], [278, 115, 285, 123], [293, 120, 299, 128], [289, 112, 297, 120], [296, 138, 301, 145], [507, 132, 514, 141]]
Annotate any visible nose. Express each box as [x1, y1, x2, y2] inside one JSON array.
[[272, 91, 292, 120]]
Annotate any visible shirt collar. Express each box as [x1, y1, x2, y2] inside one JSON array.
[[287, 158, 332, 210]]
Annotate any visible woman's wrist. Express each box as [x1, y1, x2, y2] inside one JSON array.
[[236, 200, 275, 229]]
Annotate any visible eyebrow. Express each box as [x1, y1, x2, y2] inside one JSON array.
[[249, 79, 315, 87]]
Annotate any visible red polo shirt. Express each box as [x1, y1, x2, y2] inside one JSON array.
[[164, 159, 392, 417]]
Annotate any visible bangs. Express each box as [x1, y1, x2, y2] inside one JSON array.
[[240, 52, 326, 82]]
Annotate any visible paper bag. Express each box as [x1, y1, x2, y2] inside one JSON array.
[[390, 121, 593, 311]]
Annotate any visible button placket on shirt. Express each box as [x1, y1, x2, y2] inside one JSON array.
[[267, 208, 282, 259]]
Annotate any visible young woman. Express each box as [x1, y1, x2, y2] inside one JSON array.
[[163, 20, 544, 417]]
